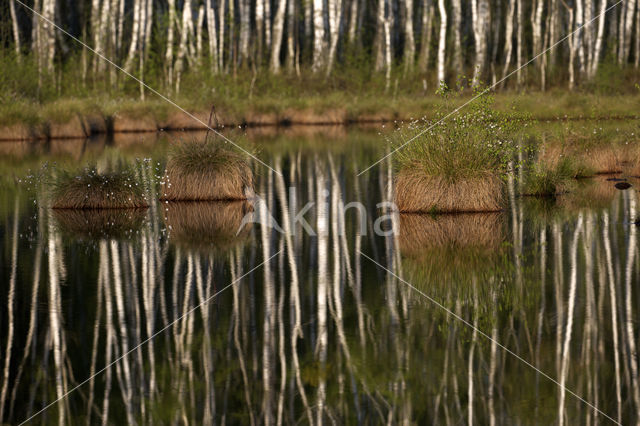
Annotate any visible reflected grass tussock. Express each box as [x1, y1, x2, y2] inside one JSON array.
[[163, 201, 252, 252], [51, 208, 148, 241]]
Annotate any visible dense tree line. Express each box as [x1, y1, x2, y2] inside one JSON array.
[[1, 0, 639, 92]]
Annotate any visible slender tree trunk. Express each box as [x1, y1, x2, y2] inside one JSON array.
[[437, 0, 447, 84], [166, 0, 176, 84], [451, 0, 462, 72], [590, 0, 607, 78], [206, 0, 219, 73], [271, 0, 287, 73], [286, 0, 296, 71], [348, 0, 359, 44], [219, 0, 226, 71], [239, 0, 251, 65], [472, 0, 489, 84], [374, 0, 386, 71], [175, 0, 194, 91], [516, 0, 524, 86], [9, 0, 21, 60], [403, 0, 416, 72], [123, 0, 141, 73], [326, 0, 344, 75], [502, 0, 515, 84], [418, 0, 434, 73], [621, 0, 637, 64], [575, 0, 586, 75], [312, 0, 326, 72], [256, 0, 265, 61]]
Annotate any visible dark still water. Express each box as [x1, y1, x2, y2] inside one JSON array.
[[0, 126, 639, 425]]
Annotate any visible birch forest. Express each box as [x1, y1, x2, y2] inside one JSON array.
[[2, 0, 640, 92]]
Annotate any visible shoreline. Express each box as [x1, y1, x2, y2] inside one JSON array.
[[1, 109, 639, 142], [1, 91, 639, 141]]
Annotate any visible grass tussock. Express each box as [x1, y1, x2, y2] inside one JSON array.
[[160, 142, 254, 201], [50, 168, 148, 209], [395, 172, 505, 213], [52, 208, 147, 240], [163, 201, 252, 251], [394, 89, 518, 213]]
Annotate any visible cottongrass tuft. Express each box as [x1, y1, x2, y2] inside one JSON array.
[[50, 168, 148, 209], [160, 141, 254, 201]]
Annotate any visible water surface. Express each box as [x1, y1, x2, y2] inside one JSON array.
[[1, 125, 639, 424]]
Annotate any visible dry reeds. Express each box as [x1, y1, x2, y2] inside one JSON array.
[[539, 141, 621, 176], [52, 208, 147, 240], [50, 169, 148, 209], [160, 142, 254, 201], [395, 170, 505, 213], [163, 201, 252, 251]]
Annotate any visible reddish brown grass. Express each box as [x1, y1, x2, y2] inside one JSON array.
[[160, 143, 254, 201], [394, 171, 505, 213]]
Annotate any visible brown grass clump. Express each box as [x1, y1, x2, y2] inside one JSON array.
[[160, 142, 254, 201], [398, 212, 505, 258], [395, 171, 505, 213], [50, 169, 148, 209], [163, 201, 252, 251], [52, 208, 147, 240], [539, 142, 621, 176]]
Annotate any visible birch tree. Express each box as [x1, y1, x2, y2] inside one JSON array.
[[271, 0, 287, 73], [437, 0, 447, 84], [403, 0, 416, 72], [312, 0, 326, 72], [326, 0, 344, 75]]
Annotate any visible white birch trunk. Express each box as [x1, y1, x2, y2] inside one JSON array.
[[256, 0, 265, 60], [418, 0, 434, 72], [239, 0, 250, 64], [312, 0, 326, 72], [9, 0, 21, 60], [437, 0, 447, 84], [374, 0, 386, 71], [621, 0, 637, 64], [326, 0, 344, 75], [451, 0, 462, 72], [166, 0, 176, 83], [175, 0, 193, 91], [196, 5, 205, 62], [348, 0, 359, 43], [271, 0, 287, 73], [205, 0, 219, 72], [590, 0, 607, 78], [123, 0, 141, 73], [516, 0, 523, 85], [403, 0, 416, 72], [472, 0, 489, 84], [286, 0, 296, 71]]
